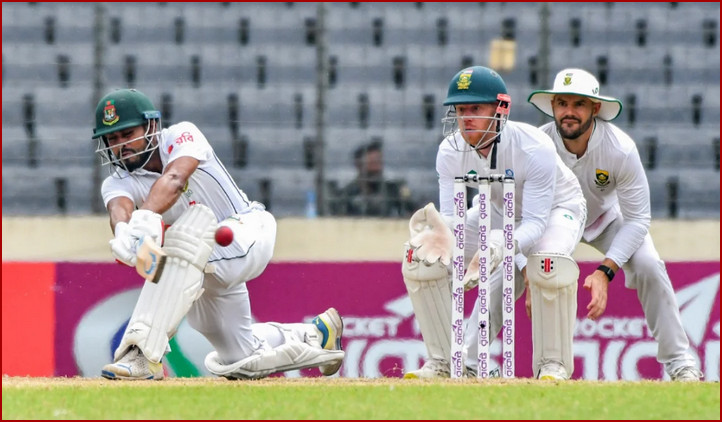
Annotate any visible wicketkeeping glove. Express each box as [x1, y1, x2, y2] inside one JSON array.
[[408, 203, 454, 266], [461, 242, 503, 291]]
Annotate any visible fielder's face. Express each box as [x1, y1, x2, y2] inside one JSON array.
[[105, 123, 153, 172], [551, 94, 601, 140], [454, 103, 498, 148]]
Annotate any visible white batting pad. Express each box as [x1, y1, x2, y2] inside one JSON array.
[[204, 323, 344, 379], [115, 204, 218, 363], [527, 253, 579, 378], [402, 241, 453, 362]]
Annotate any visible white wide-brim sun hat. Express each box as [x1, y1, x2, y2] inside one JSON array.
[[527, 68, 623, 121]]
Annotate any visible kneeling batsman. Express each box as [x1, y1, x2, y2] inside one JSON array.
[[103, 204, 344, 380]]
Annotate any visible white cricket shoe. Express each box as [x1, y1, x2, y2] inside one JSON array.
[[403, 358, 451, 379], [101, 346, 164, 380], [205, 310, 346, 380], [537, 360, 568, 380], [403, 358, 481, 379], [313, 307, 345, 376], [670, 366, 703, 382]]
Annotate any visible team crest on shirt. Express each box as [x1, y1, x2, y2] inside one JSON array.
[[457, 69, 473, 90], [595, 169, 610, 188], [103, 100, 119, 126]]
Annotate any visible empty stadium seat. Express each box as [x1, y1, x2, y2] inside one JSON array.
[[1, 2, 718, 218]]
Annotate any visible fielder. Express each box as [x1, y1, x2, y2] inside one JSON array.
[[402, 66, 587, 380], [528, 68, 702, 381], [93, 88, 344, 380]]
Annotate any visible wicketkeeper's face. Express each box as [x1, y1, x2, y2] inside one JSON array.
[[455, 103, 498, 148]]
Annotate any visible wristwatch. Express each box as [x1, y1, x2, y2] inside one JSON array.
[[597, 265, 615, 282]]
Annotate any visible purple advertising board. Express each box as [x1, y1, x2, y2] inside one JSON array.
[[56, 261, 719, 381]]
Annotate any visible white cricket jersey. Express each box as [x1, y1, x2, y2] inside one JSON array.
[[437, 120, 585, 256], [540, 119, 651, 267], [101, 121, 253, 226]]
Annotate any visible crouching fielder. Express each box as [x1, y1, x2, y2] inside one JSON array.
[[94, 88, 343, 381], [402, 203, 585, 380], [403, 65, 588, 380]]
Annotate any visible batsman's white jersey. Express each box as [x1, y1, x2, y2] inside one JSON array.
[[540, 118, 698, 376], [102, 121, 266, 269]]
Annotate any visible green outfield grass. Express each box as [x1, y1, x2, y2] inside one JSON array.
[[2, 377, 719, 420]]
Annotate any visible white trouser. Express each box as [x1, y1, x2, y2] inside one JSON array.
[[463, 205, 585, 368], [186, 207, 293, 365], [584, 215, 696, 375]]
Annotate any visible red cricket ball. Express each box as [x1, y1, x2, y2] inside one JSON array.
[[214, 225, 234, 247]]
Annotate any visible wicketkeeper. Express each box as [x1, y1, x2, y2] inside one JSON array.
[[402, 66, 587, 380]]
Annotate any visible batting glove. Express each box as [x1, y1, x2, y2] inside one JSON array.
[[128, 209, 164, 245], [110, 221, 139, 266]]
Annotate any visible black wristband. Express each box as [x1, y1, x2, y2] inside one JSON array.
[[597, 265, 615, 282]]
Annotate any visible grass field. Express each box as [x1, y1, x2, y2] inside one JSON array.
[[2, 376, 719, 420]]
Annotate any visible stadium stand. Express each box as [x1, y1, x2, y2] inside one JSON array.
[[2, 2, 719, 218]]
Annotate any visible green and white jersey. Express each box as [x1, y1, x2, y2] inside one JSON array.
[[101, 121, 252, 226]]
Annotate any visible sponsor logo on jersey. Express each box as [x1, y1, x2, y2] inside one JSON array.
[[103, 100, 119, 126], [595, 168, 610, 187], [457, 69, 473, 90], [175, 131, 194, 145]]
